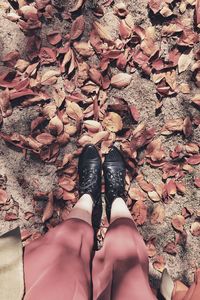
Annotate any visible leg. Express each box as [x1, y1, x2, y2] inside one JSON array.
[[93, 197, 156, 300], [24, 194, 94, 300]]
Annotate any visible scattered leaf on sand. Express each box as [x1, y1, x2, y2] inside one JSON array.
[[190, 222, 200, 236], [111, 73, 132, 88], [171, 215, 185, 232], [0, 189, 8, 204], [132, 200, 147, 225], [151, 204, 165, 224], [102, 112, 123, 132], [42, 192, 54, 222], [70, 16, 85, 40], [153, 255, 165, 272]]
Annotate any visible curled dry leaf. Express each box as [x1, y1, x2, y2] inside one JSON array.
[[153, 255, 165, 273], [0, 88, 12, 117], [91, 131, 109, 145], [69, 0, 86, 12], [171, 215, 185, 232], [83, 120, 101, 133], [114, 2, 128, 17], [40, 70, 60, 85], [190, 222, 200, 236], [163, 242, 177, 255], [70, 15, 85, 40], [36, 133, 55, 145], [151, 204, 165, 225], [66, 101, 83, 120], [93, 21, 113, 43], [111, 73, 132, 88], [129, 105, 140, 122], [195, 0, 200, 28], [178, 51, 193, 74], [164, 118, 183, 132], [146, 237, 157, 257], [136, 174, 155, 192], [186, 155, 200, 165], [132, 200, 147, 225], [165, 179, 176, 196], [48, 115, 64, 135], [194, 177, 200, 188], [0, 189, 8, 204], [128, 187, 146, 201], [59, 176, 76, 192], [183, 116, 192, 138], [5, 212, 18, 221], [102, 112, 123, 132], [191, 94, 200, 107], [73, 41, 94, 57], [148, 191, 160, 202], [39, 47, 57, 65], [42, 192, 54, 223], [47, 31, 62, 45]]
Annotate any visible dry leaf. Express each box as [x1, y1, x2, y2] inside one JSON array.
[[191, 94, 200, 107], [153, 255, 165, 273], [70, 0, 86, 12], [128, 187, 146, 201], [190, 222, 200, 236], [129, 105, 140, 122], [178, 51, 193, 73], [48, 115, 64, 135], [36, 133, 55, 145], [83, 120, 101, 133], [132, 200, 147, 225], [194, 177, 200, 188], [42, 192, 54, 222], [0, 189, 8, 204], [0, 88, 12, 117], [40, 70, 60, 85], [163, 242, 177, 255], [71, 15, 85, 40], [136, 174, 155, 192], [5, 212, 18, 221], [148, 191, 160, 202], [171, 215, 185, 232], [165, 179, 176, 196], [73, 41, 94, 57], [186, 155, 200, 165], [146, 237, 157, 257], [183, 116, 192, 138], [66, 101, 83, 120], [47, 31, 62, 45], [151, 204, 165, 224], [93, 21, 113, 43], [111, 73, 132, 88], [102, 112, 123, 132]]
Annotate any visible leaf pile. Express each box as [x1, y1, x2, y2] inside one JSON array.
[[0, 0, 200, 275]]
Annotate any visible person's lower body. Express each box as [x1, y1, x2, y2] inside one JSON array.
[[23, 195, 156, 300]]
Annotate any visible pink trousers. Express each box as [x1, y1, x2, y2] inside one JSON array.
[[24, 217, 156, 300]]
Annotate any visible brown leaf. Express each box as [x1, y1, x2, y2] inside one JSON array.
[[0, 88, 12, 117], [186, 155, 200, 165], [163, 242, 177, 255], [39, 47, 57, 65], [132, 200, 147, 225], [119, 20, 132, 39], [36, 133, 55, 145], [146, 237, 157, 257], [62, 191, 76, 202], [151, 204, 165, 224], [111, 73, 132, 88], [47, 31, 62, 45], [164, 118, 183, 132], [48, 115, 64, 135], [84, 120, 101, 133], [190, 222, 200, 236], [58, 176, 76, 192], [102, 112, 123, 132], [91, 131, 109, 145], [0, 189, 8, 204], [178, 51, 193, 73], [176, 182, 186, 194], [128, 187, 146, 201], [183, 116, 192, 138], [93, 21, 113, 43], [88, 68, 102, 86], [129, 105, 140, 122], [15, 59, 30, 72], [195, 0, 200, 28], [171, 215, 185, 232], [73, 41, 94, 57], [191, 94, 200, 107], [165, 179, 177, 196], [153, 255, 165, 273], [66, 101, 83, 120], [70, 15, 85, 40], [69, 0, 86, 12], [136, 174, 155, 192], [194, 177, 200, 188], [40, 70, 60, 85], [42, 192, 54, 222], [148, 191, 160, 202], [5, 212, 18, 221]]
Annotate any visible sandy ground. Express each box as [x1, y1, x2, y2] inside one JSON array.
[[0, 0, 200, 290]]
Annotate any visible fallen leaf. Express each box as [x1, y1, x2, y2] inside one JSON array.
[[129, 105, 140, 122], [66, 101, 83, 120], [40, 70, 60, 85], [93, 21, 113, 43], [48, 115, 64, 135], [151, 204, 165, 224], [47, 31, 62, 45], [70, 15, 85, 40], [0, 88, 12, 117], [190, 222, 200, 236], [36, 133, 55, 145], [148, 191, 160, 202], [186, 155, 200, 165], [42, 191, 54, 222], [183, 116, 192, 138], [73, 41, 94, 57], [111, 73, 132, 88], [69, 0, 86, 12], [171, 215, 185, 232], [132, 200, 147, 225], [0, 189, 8, 204], [5, 212, 18, 221], [153, 255, 165, 273], [191, 94, 200, 107], [194, 177, 200, 188], [83, 120, 101, 133], [163, 242, 177, 255], [146, 237, 157, 257], [59, 176, 76, 192], [128, 187, 146, 201], [178, 51, 193, 73], [102, 112, 123, 132], [136, 174, 155, 192], [165, 179, 176, 196]]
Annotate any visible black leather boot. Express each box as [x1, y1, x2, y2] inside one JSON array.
[[103, 146, 126, 215], [78, 144, 102, 206]]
